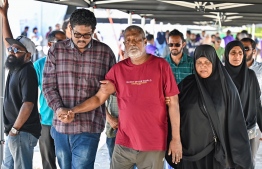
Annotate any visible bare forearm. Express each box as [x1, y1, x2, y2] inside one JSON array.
[[72, 92, 109, 114], [13, 102, 34, 130], [2, 15, 13, 47], [168, 97, 181, 142]]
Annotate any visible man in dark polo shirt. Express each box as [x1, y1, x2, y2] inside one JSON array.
[[0, 1, 41, 168]]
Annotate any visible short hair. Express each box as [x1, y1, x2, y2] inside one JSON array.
[[146, 34, 154, 41], [124, 25, 145, 39], [241, 38, 256, 49], [241, 30, 248, 35], [168, 29, 185, 42], [215, 37, 221, 41], [186, 30, 191, 35], [47, 30, 65, 42], [62, 19, 70, 32], [70, 9, 97, 31], [211, 34, 216, 38], [25, 26, 29, 30], [33, 27, 38, 32]]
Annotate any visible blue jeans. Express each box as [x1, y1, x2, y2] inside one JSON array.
[[51, 126, 101, 169], [106, 136, 116, 161], [1, 132, 38, 169]]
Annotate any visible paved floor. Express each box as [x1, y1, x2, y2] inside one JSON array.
[[33, 137, 262, 169]]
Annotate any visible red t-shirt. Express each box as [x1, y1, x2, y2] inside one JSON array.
[[106, 55, 179, 151]]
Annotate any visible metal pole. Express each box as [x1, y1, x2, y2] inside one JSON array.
[[252, 23, 255, 40], [141, 17, 145, 31], [128, 12, 132, 25], [150, 18, 155, 35], [0, 0, 6, 163]]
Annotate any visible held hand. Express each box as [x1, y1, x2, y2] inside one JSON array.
[[56, 108, 74, 123], [165, 97, 171, 106], [107, 115, 118, 129], [168, 139, 182, 164], [61, 110, 75, 123], [0, 0, 9, 17], [100, 80, 115, 95]]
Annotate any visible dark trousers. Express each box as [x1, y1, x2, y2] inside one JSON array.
[[39, 125, 57, 169]]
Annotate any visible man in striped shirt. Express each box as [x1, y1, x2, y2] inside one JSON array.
[[42, 9, 116, 169], [165, 29, 194, 84]]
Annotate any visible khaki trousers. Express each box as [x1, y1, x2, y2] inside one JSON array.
[[110, 144, 165, 169]]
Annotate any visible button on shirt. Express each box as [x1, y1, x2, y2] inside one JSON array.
[[165, 53, 194, 84], [43, 39, 116, 134]]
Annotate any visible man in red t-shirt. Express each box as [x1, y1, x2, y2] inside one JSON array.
[[61, 25, 182, 169]]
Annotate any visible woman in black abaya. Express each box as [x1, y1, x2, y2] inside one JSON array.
[[224, 41, 262, 165], [166, 45, 253, 169]]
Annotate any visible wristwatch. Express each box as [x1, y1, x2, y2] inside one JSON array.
[[11, 127, 19, 135]]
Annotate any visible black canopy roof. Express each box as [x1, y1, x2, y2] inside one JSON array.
[[35, 0, 262, 26]]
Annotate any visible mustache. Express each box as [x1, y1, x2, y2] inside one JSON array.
[[7, 55, 17, 62], [128, 46, 139, 51], [77, 41, 86, 44]]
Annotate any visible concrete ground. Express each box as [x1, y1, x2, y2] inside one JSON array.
[[32, 135, 262, 169]]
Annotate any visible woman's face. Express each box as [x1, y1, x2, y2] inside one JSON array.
[[228, 46, 244, 66], [195, 57, 213, 78]]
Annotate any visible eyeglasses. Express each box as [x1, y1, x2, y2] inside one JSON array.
[[7, 46, 27, 54], [124, 38, 144, 45], [72, 29, 92, 39], [244, 47, 253, 51], [168, 43, 181, 47]]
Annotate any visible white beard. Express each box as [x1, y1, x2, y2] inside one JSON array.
[[127, 47, 144, 59]]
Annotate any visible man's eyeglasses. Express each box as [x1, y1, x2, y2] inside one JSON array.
[[244, 47, 253, 51], [72, 29, 92, 39], [168, 43, 181, 47], [7, 46, 27, 54]]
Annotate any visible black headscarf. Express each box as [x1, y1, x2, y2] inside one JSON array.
[[224, 41, 261, 130], [166, 45, 253, 169], [224, 41, 248, 91]]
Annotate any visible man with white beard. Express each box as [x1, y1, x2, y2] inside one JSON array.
[[61, 25, 182, 169]]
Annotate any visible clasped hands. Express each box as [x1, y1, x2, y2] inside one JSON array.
[[56, 108, 75, 123]]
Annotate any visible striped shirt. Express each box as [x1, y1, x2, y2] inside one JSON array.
[[43, 39, 116, 134], [165, 53, 194, 84], [105, 95, 119, 138]]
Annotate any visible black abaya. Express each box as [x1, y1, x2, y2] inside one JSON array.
[[166, 45, 253, 169]]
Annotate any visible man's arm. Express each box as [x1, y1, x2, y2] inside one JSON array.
[[61, 81, 116, 123], [167, 95, 182, 164], [71, 87, 113, 114], [0, 0, 13, 48], [9, 102, 34, 136], [42, 45, 64, 112]]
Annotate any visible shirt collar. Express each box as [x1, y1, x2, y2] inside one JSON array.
[[249, 59, 257, 68]]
